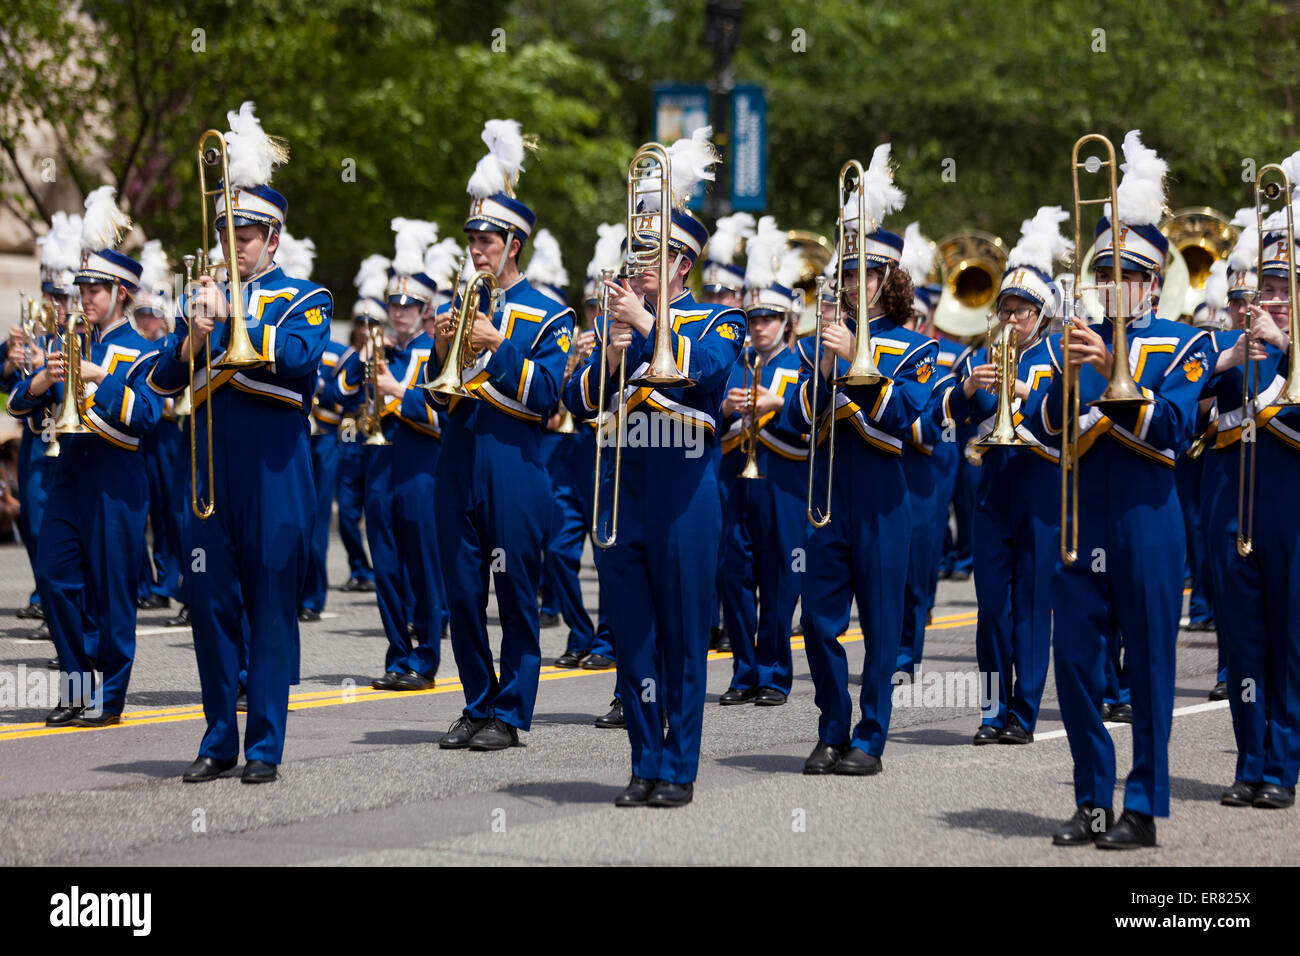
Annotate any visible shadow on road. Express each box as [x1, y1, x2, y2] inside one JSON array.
[[716, 752, 806, 774], [497, 780, 624, 805], [939, 807, 1059, 838]]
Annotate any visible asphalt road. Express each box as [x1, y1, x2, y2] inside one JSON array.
[[0, 519, 1293, 867]]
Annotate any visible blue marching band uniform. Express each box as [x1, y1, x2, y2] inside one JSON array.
[[6, 114, 1295, 840]]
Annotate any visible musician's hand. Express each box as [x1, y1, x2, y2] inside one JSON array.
[[575, 329, 597, 356], [754, 385, 783, 418], [469, 310, 504, 352], [722, 386, 749, 417], [820, 322, 855, 368], [191, 275, 229, 326], [1065, 318, 1113, 378], [605, 320, 634, 376], [1249, 305, 1286, 352], [605, 279, 653, 337], [6, 325, 21, 359], [546, 411, 563, 431], [376, 363, 404, 399], [30, 350, 65, 395], [79, 361, 106, 386], [1013, 380, 1031, 402], [963, 363, 998, 398]]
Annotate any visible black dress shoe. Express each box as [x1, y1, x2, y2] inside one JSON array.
[[754, 687, 788, 706], [391, 671, 434, 691], [440, 714, 489, 749], [242, 760, 278, 784], [137, 594, 169, 610], [539, 612, 561, 628], [949, 570, 971, 582], [709, 625, 727, 650], [554, 650, 586, 668], [972, 724, 1000, 745], [359, 578, 376, 592], [236, 686, 247, 713], [834, 747, 882, 775], [1208, 681, 1228, 701], [1220, 779, 1259, 806], [1253, 783, 1296, 809], [34, 622, 51, 640], [165, 605, 191, 628], [1099, 701, 1114, 720], [44, 704, 84, 726], [468, 717, 519, 751], [580, 653, 614, 670], [341, 576, 363, 592], [182, 756, 238, 782], [371, 672, 401, 690], [648, 781, 693, 807], [595, 699, 624, 729], [803, 740, 847, 775], [1052, 804, 1113, 846], [997, 715, 1032, 744], [719, 686, 757, 705], [791, 621, 803, 637], [46, 658, 59, 670], [298, 608, 321, 623], [15, 602, 44, 620], [1108, 703, 1133, 723], [71, 711, 121, 727], [1184, 618, 1215, 632], [1095, 809, 1156, 849], [614, 776, 655, 807]]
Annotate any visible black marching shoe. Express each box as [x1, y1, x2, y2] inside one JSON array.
[[340, 576, 364, 592], [440, 714, 489, 749], [391, 671, 434, 691], [71, 711, 121, 727], [539, 612, 561, 629], [709, 626, 731, 653], [803, 740, 847, 775], [997, 715, 1032, 744], [34, 622, 51, 641], [371, 672, 401, 690], [614, 776, 655, 807], [1052, 804, 1114, 846], [236, 685, 247, 713], [138, 594, 169, 610], [1094, 809, 1156, 849], [46, 658, 60, 670], [595, 699, 624, 729], [44, 704, 85, 727], [834, 747, 882, 776], [298, 608, 321, 623], [1099, 702, 1114, 720], [580, 653, 614, 670], [1253, 784, 1296, 809], [1184, 618, 1215, 632], [16, 602, 44, 621], [1220, 779, 1259, 807], [1108, 703, 1133, 723], [468, 717, 519, 751], [165, 605, 191, 628], [754, 687, 788, 707], [719, 686, 757, 705], [182, 756, 238, 782], [648, 781, 693, 807], [553, 650, 586, 668], [242, 760, 278, 784], [972, 724, 1000, 745], [1208, 681, 1228, 701], [949, 570, 971, 582], [359, 578, 376, 592]]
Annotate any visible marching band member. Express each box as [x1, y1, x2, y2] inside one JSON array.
[[935, 207, 1072, 744], [1028, 131, 1212, 847], [9, 186, 163, 726], [784, 145, 939, 777], [717, 217, 806, 708], [427, 119, 575, 751], [150, 102, 333, 783], [563, 128, 744, 806], [1205, 168, 1299, 809], [334, 219, 444, 689]]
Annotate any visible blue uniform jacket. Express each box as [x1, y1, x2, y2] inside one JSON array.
[[719, 342, 808, 466], [335, 330, 442, 442]]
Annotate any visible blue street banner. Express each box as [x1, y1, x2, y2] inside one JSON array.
[[730, 84, 766, 212], [653, 84, 711, 211]]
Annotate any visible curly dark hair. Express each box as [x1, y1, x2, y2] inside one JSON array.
[[878, 264, 914, 325]]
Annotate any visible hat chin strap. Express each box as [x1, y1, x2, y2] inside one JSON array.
[[493, 228, 516, 278], [244, 224, 278, 279]]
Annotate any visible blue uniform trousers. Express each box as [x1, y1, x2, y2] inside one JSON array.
[[717, 462, 757, 675], [542, 430, 607, 657], [335, 438, 373, 581], [972, 452, 1056, 731], [601, 448, 720, 784], [1199, 449, 1229, 684], [301, 427, 341, 612], [436, 415, 552, 731], [363, 444, 418, 673], [722, 455, 802, 695], [16, 428, 51, 607], [1053, 440, 1183, 817], [801, 436, 910, 755], [1176, 454, 1213, 623], [189, 392, 314, 764], [138, 423, 183, 601], [37, 437, 147, 713], [943, 427, 978, 575], [926, 449, 960, 609], [898, 445, 950, 673]]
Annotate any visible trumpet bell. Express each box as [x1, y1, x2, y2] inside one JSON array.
[[1160, 207, 1237, 291], [739, 456, 763, 480]]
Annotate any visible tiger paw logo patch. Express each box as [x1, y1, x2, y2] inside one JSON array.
[[1183, 355, 1206, 382], [717, 323, 739, 341], [556, 331, 571, 353], [305, 306, 325, 326], [916, 359, 934, 384]]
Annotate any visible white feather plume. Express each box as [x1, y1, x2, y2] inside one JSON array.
[[39, 211, 82, 271], [390, 218, 438, 276], [1007, 205, 1074, 273], [586, 222, 627, 278], [1103, 129, 1167, 228], [275, 230, 316, 280], [1229, 206, 1259, 272], [353, 254, 391, 300], [224, 101, 289, 189], [708, 213, 757, 266], [467, 119, 530, 198], [842, 143, 906, 232], [525, 229, 569, 288], [208, 244, 224, 266], [81, 185, 132, 251], [743, 216, 786, 290], [776, 246, 804, 291], [1280, 150, 1300, 190], [667, 126, 719, 210], [424, 239, 462, 289], [1204, 259, 1229, 311], [898, 222, 934, 283], [137, 239, 171, 296]]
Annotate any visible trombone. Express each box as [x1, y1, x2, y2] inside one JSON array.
[[805, 160, 887, 528], [590, 268, 625, 549], [423, 264, 500, 397], [1237, 163, 1300, 557], [739, 350, 764, 480], [362, 322, 390, 446]]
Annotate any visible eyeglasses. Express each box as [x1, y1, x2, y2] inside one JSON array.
[[995, 305, 1038, 321]]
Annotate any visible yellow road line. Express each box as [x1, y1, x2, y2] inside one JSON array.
[[0, 611, 979, 742]]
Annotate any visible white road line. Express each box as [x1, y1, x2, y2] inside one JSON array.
[[1033, 698, 1229, 741]]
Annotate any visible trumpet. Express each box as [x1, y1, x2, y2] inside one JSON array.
[[739, 350, 764, 480], [971, 319, 1029, 457], [590, 268, 625, 549], [21, 295, 65, 457], [423, 265, 500, 397], [53, 307, 91, 441], [363, 323, 390, 446], [1237, 163, 1300, 557]]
